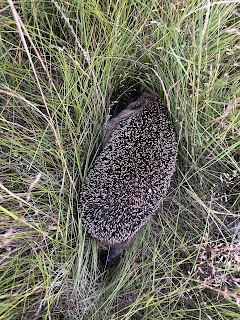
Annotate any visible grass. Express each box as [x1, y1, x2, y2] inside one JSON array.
[[0, 0, 240, 319]]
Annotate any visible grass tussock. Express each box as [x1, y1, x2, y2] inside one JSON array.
[[0, 0, 239, 319]]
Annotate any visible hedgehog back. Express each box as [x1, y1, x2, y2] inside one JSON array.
[[80, 98, 177, 245]]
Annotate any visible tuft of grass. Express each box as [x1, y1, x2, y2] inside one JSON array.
[[0, 0, 239, 319]]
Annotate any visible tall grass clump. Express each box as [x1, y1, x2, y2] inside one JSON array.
[[0, 0, 239, 319]]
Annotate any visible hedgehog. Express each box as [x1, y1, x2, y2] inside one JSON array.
[[80, 93, 177, 266]]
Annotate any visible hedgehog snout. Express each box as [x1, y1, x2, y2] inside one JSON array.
[[100, 244, 121, 267]]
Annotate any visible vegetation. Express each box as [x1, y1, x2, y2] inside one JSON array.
[[0, 0, 239, 319]]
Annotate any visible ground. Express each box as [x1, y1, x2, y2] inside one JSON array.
[[0, 1, 239, 319]]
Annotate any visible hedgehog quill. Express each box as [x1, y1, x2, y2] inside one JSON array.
[[80, 93, 177, 266]]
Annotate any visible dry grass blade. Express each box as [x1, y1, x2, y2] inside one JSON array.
[[0, 0, 239, 319]]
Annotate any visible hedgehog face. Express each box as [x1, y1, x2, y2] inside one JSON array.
[[80, 94, 177, 265]]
